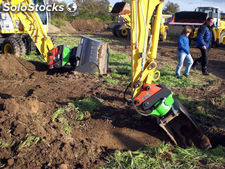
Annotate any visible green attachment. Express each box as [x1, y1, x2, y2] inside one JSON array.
[[151, 93, 174, 117], [62, 47, 71, 66]]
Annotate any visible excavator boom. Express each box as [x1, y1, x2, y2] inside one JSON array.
[[129, 0, 212, 149], [0, 0, 108, 72], [1, 0, 54, 62]]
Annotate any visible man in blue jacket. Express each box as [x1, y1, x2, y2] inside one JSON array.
[[193, 17, 214, 75]]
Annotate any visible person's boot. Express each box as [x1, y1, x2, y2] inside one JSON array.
[[202, 67, 209, 75], [192, 60, 199, 70]]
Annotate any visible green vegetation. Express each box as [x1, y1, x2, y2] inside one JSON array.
[[0, 138, 10, 149], [73, 97, 103, 113], [52, 108, 72, 134], [51, 18, 65, 28], [157, 66, 214, 88], [22, 51, 44, 62], [18, 134, 40, 149], [9, 72, 17, 78], [89, 35, 121, 44], [73, 0, 111, 22], [104, 143, 225, 169], [175, 94, 221, 118], [52, 97, 103, 133], [54, 36, 81, 48], [52, 108, 65, 122], [50, 0, 112, 23], [163, 1, 180, 14], [0, 137, 15, 149], [103, 52, 131, 85]]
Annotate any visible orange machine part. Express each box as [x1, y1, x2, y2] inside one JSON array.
[[48, 48, 58, 69], [133, 83, 162, 106]]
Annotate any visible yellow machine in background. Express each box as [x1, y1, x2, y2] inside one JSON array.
[[0, 0, 55, 58], [110, 2, 168, 41], [0, 0, 108, 72], [170, 7, 225, 46]]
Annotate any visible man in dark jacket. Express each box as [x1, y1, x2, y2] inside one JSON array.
[[193, 17, 214, 75]]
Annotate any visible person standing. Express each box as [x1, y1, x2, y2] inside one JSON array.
[[193, 17, 214, 75], [175, 26, 193, 78]]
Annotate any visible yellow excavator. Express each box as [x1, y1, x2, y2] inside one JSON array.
[[0, 0, 212, 149], [126, 0, 212, 149], [0, 0, 55, 57], [111, 2, 168, 41], [0, 0, 108, 73]]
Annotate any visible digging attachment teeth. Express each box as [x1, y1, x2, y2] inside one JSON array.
[[158, 99, 212, 150]]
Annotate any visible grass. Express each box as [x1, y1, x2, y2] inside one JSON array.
[[51, 18, 65, 28], [0, 138, 10, 149], [52, 108, 65, 122], [54, 36, 81, 48], [103, 52, 131, 86], [103, 143, 225, 169], [52, 108, 72, 134], [9, 72, 17, 78], [18, 134, 40, 149], [0, 137, 16, 149], [73, 97, 103, 113], [156, 66, 214, 88], [176, 94, 223, 116], [52, 97, 103, 133], [89, 35, 122, 45], [22, 51, 45, 62]]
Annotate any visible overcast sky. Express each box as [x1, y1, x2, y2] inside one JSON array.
[[109, 0, 225, 12]]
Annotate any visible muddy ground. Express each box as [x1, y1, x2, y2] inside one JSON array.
[[0, 32, 225, 168]]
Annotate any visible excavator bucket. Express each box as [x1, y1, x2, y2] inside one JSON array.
[[170, 11, 208, 26], [158, 99, 212, 150], [111, 2, 130, 15], [48, 36, 109, 75], [75, 36, 109, 75], [132, 84, 212, 149]]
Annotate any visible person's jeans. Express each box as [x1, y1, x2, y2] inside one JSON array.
[[175, 50, 193, 77]]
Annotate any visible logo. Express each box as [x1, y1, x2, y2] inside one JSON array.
[[66, 2, 77, 13]]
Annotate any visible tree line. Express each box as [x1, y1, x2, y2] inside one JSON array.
[[49, 0, 179, 22]]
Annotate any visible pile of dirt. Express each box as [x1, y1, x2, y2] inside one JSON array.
[[60, 21, 77, 33], [71, 19, 108, 32], [0, 55, 34, 79], [48, 23, 61, 33]]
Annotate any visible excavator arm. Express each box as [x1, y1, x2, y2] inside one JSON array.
[[128, 0, 212, 149], [0, 0, 54, 62], [0, 0, 73, 69]]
